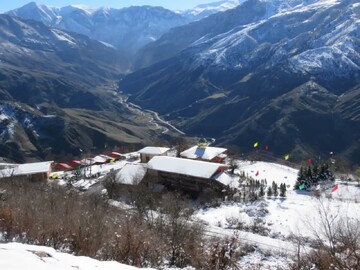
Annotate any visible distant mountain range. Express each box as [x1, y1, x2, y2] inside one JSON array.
[[5, 1, 248, 57], [0, 14, 169, 162], [120, 0, 360, 164], [6, 2, 188, 56]]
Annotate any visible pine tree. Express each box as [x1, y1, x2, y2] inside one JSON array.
[[272, 181, 278, 197], [295, 162, 335, 190], [273, 183, 279, 197], [280, 183, 287, 197], [312, 163, 319, 185], [267, 186, 273, 197], [295, 166, 305, 190], [259, 185, 265, 198]]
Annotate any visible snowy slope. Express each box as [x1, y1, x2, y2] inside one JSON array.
[[196, 160, 360, 241], [195, 0, 359, 78], [0, 243, 153, 270]]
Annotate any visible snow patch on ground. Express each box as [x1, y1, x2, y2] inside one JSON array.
[[0, 243, 154, 270]]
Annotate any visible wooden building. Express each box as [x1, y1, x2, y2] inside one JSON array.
[[138, 146, 170, 163], [145, 156, 232, 197], [0, 161, 53, 182]]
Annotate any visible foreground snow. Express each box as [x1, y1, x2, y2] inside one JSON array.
[[0, 243, 154, 270]]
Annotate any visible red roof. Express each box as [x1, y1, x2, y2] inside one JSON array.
[[54, 163, 72, 171], [67, 160, 82, 167], [108, 152, 122, 158]]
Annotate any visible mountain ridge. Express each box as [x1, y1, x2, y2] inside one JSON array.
[[120, 0, 360, 164]]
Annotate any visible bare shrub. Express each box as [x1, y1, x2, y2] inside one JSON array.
[[226, 216, 245, 230], [0, 179, 118, 256], [291, 199, 360, 270], [102, 215, 166, 267], [155, 193, 204, 268], [201, 233, 244, 270]]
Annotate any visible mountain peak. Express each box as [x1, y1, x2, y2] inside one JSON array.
[[63, 4, 97, 15]]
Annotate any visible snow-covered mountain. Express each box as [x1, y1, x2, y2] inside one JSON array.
[[180, 0, 246, 20], [0, 14, 167, 162], [193, 0, 359, 81], [121, 0, 360, 164], [7, 2, 189, 55]]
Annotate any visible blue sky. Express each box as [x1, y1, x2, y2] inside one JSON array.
[[0, 0, 215, 12]]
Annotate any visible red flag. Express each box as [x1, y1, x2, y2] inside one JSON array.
[[255, 170, 259, 177], [306, 158, 312, 165], [265, 145, 269, 151], [331, 184, 339, 192]]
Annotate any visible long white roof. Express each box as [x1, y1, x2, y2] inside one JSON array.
[[138, 146, 170, 155], [147, 156, 226, 179], [180, 145, 227, 160], [0, 161, 53, 178]]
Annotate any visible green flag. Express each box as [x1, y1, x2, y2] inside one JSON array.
[[299, 183, 305, 190]]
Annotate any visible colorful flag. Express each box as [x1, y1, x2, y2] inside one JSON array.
[[299, 183, 305, 190], [265, 145, 269, 151], [255, 170, 259, 176], [284, 154, 290, 161], [254, 142, 259, 148], [306, 158, 312, 165], [331, 184, 339, 192]]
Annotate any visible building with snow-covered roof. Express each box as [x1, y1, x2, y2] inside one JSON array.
[[180, 145, 227, 162], [115, 164, 147, 186], [0, 161, 53, 181], [138, 146, 170, 163], [145, 156, 231, 197]]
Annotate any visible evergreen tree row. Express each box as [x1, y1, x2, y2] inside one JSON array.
[[294, 162, 335, 190], [266, 181, 287, 198]]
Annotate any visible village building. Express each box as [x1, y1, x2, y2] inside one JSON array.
[[0, 161, 53, 181], [67, 160, 82, 169], [180, 144, 227, 163], [107, 152, 126, 161], [54, 163, 73, 171], [145, 156, 236, 197], [115, 164, 147, 186], [105, 163, 147, 199], [138, 146, 170, 163]]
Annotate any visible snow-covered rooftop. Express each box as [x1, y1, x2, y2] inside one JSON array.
[[180, 145, 227, 160], [138, 147, 170, 155], [147, 156, 226, 179], [0, 161, 53, 178], [92, 155, 107, 164], [116, 164, 147, 185], [213, 172, 240, 188]]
